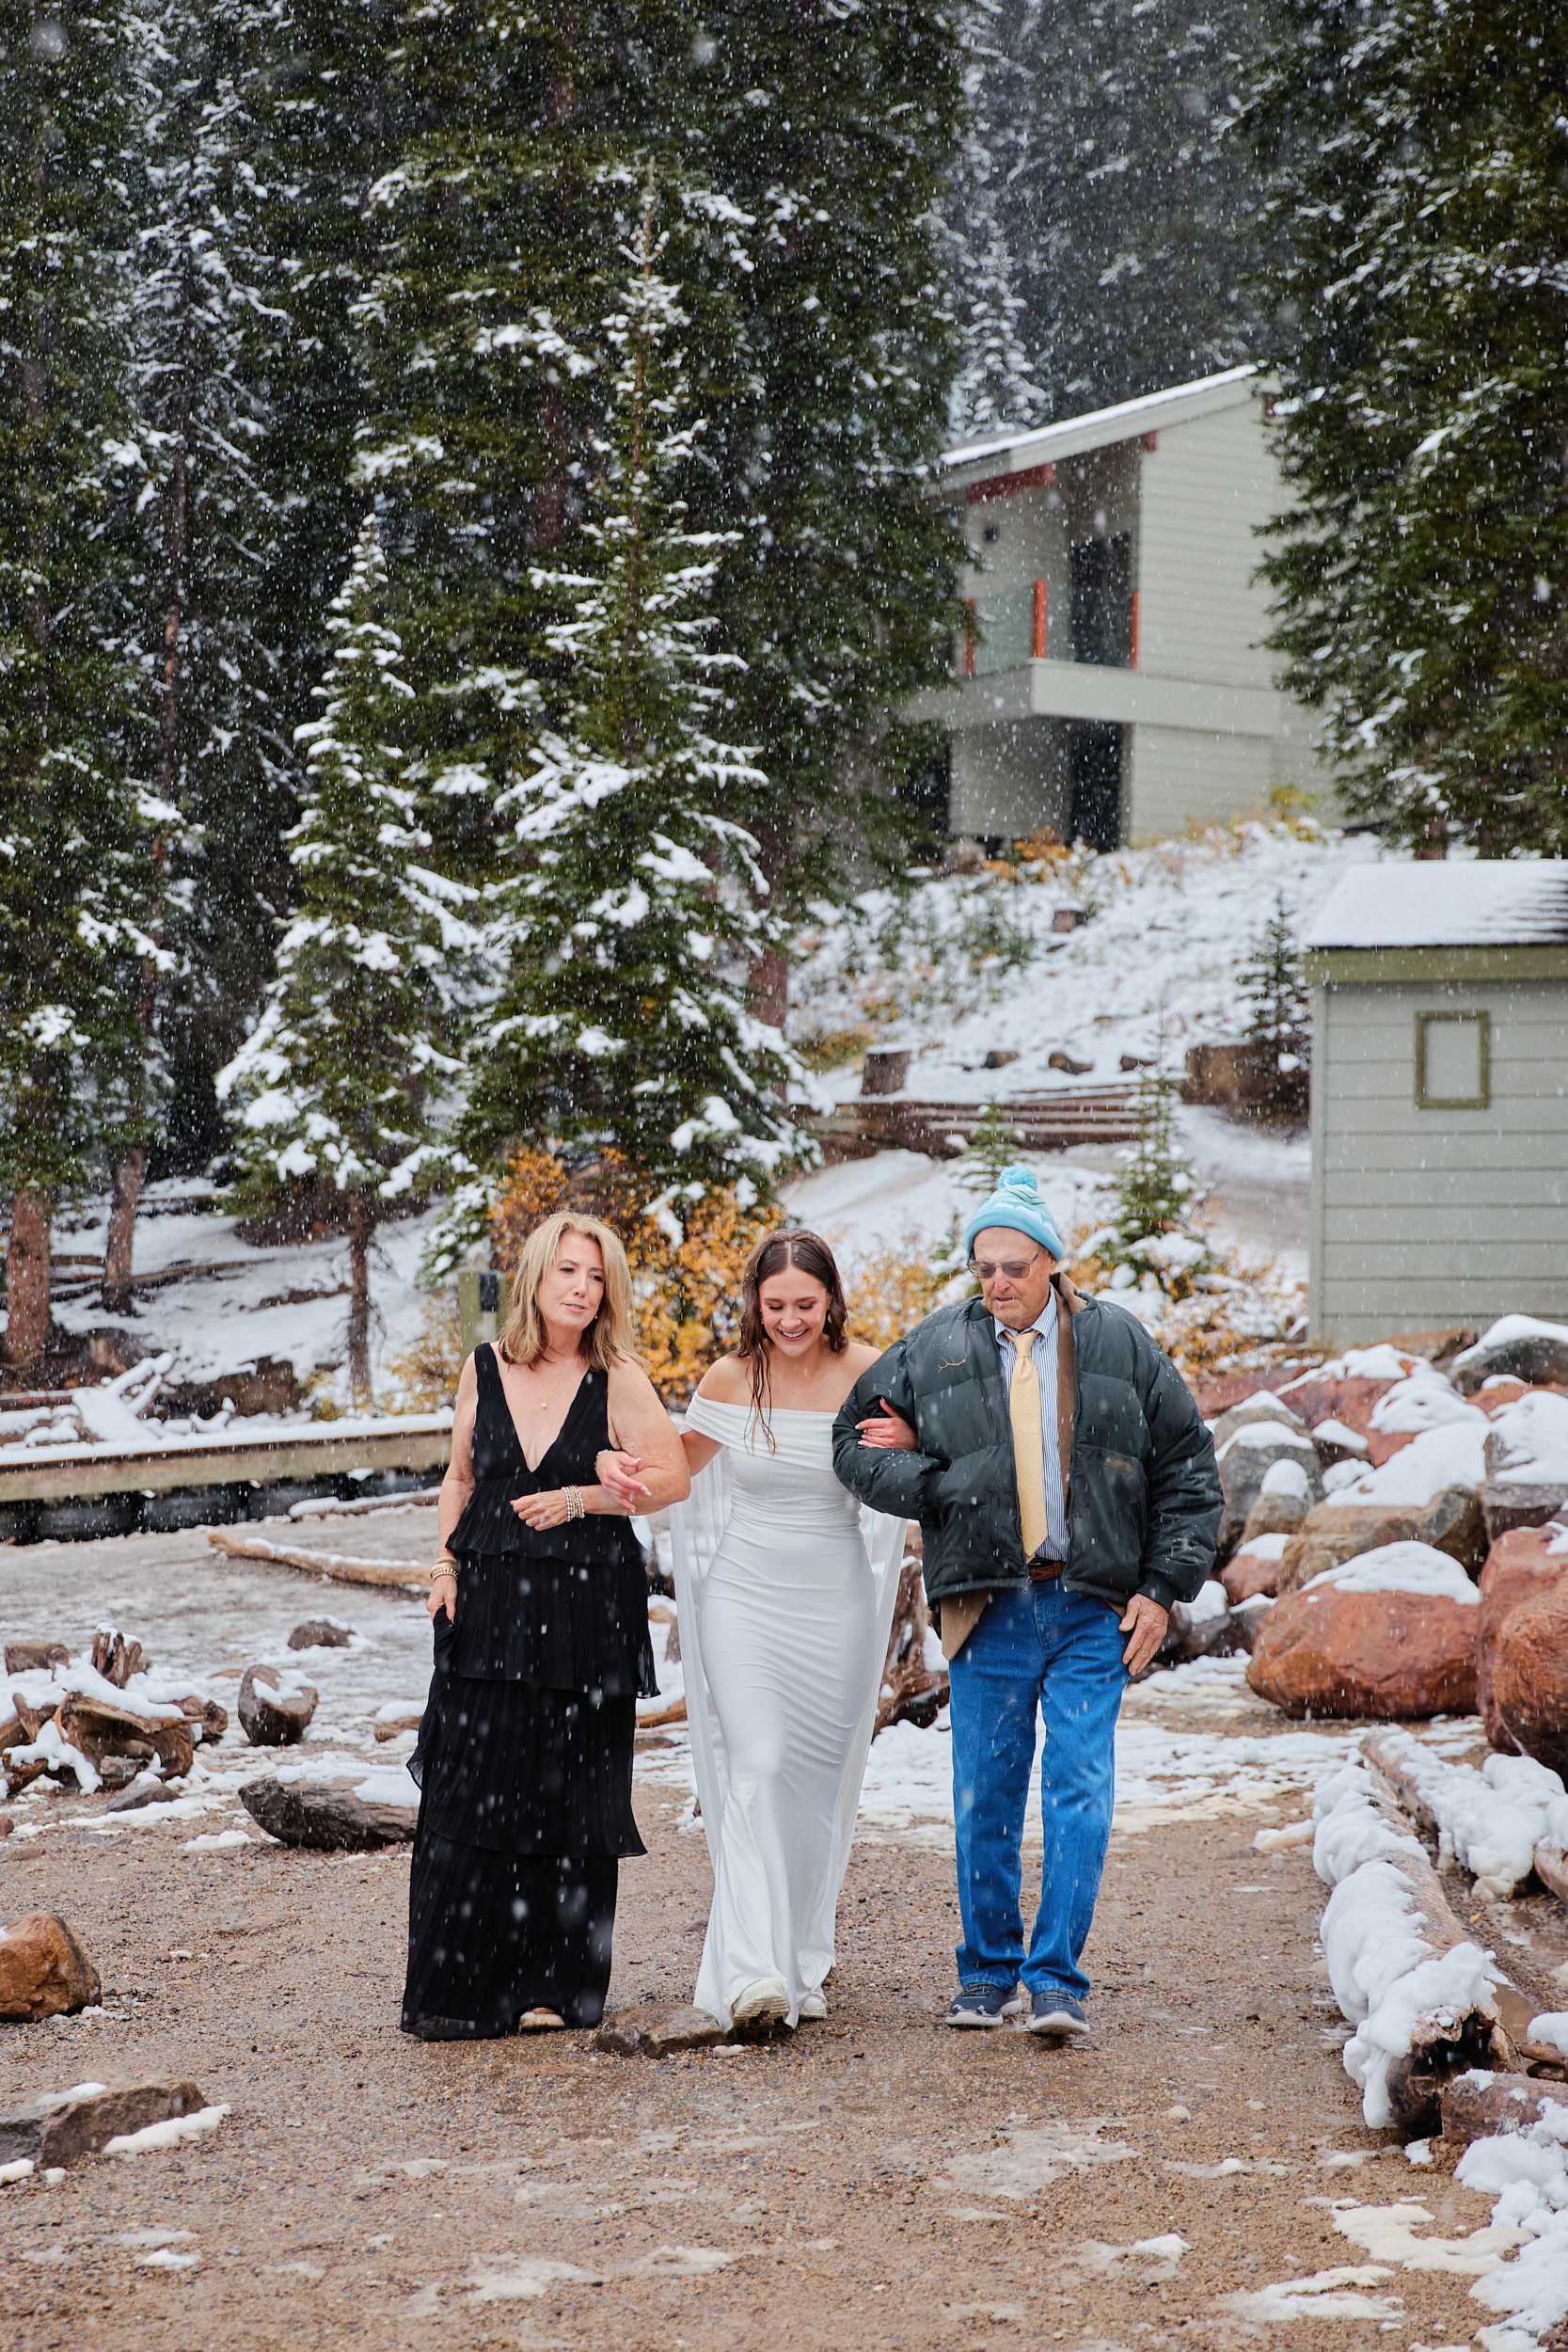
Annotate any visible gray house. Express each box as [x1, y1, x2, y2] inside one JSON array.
[[1305, 864, 1568, 1344], [917, 366, 1323, 848]]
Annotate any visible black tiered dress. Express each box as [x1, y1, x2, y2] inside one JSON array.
[[401, 1343, 656, 2037]]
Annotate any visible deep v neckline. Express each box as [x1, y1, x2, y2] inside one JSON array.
[[492, 1349, 594, 1475]]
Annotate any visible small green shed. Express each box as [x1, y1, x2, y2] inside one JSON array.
[[1305, 863, 1568, 1344]]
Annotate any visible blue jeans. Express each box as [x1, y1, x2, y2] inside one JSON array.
[[948, 1581, 1128, 2001]]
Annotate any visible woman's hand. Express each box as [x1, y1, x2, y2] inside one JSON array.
[[856, 1397, 917, 1452], [427, 1571, 457, 1624], [510, 1488, 580, 1529], [595, 1449, 650, 1509]]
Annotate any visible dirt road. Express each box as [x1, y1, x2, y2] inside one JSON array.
[[4, 1521, 1562, 2349]]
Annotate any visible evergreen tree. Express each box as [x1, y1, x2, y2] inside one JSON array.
[[0, 0, 157, 1365], [1237, 891, 1308, 1120], [450, 229, 804, 1227], [103, 0, 286, 1298], [689, 0, 970, 1009], [958, 1098, 1024, 1195], [1108, 1068, 1207, 1280], [1243, 0, 1568, 853], [217, 517, 477, 1403], [943, 0, 1046, 438], [959, 0, 1277, 420]]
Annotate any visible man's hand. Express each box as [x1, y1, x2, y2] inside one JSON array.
[[1119, 1593, 1169, 1677], [856, 1398, 916, 1452]]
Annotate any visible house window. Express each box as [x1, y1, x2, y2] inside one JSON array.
[[1415, 1010, 1490, 1110]]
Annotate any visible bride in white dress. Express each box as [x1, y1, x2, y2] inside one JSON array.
[[673, 1232, 901, 2031]]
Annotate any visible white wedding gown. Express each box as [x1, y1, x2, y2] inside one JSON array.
[[671, 1397, 905, 2029]]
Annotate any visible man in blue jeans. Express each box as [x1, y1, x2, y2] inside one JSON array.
[[832, 1166, 1221, 2039]]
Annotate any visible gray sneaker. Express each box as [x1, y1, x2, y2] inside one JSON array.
[[946, 1982, 1025, 2028], [1026, 1988, 1090, 2038]]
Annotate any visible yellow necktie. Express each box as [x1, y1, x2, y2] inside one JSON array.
[[1009, 1342, 1048, 1561]]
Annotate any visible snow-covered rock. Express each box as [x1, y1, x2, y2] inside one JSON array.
[[1486, 1392, 1568, 1486], [1479, 1527, 1568, 1754], [1453, 1317, 1568, 1398], [1248, 1549, 1480, 1720]]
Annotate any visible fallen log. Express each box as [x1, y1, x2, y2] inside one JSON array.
[[636, 1697, 688, 1730], [240, 1774, 416, 1851], [1441, 2070, 1568, 2152], [91, 1629, 146, 1688], [206, 1529, 427, 1592]]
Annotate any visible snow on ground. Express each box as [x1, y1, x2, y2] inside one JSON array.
[[790, 818, 1373, 1102]]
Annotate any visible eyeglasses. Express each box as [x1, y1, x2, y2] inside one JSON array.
[[969, 1250, 1045, 1282]]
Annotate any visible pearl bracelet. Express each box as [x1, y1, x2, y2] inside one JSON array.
[[563, 1486, 584, 1522]]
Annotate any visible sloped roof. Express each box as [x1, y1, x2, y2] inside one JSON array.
[[943, 366, 1259, 483], [1306, 862, 1568, 949]]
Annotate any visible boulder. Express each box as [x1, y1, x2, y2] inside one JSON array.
[[1441, 2071, 1561, 2153], [1162, 1581, 1246, 1662], [1241, 1458, 1311, 1545], [1246, 1546, 1480, 1719], [238, 1664, 318, 1747], [1477, 1526, 1568, 1752], [1210, 1391, 1307, 1452], [240, 1774, 414, 1851], [1310, 1418, 1370, 1470], [1274, 1357, 1417, 1438], [1278, 1485, 1487, 1593], [1215, 1422, 1323, 1554], [288, 1619, 355, 1652], [1452, 1317, 1568, 1397], [103, 1771, 178, 1815], [1221, 1534, 1289, 1604], [0, 2079, 204, 2169], [1490, 1572, 1568, 1777], [0, 1913, 101, 2022], [1480, 1485, 1568, 1545], [56, 1692, 195, 1779], [594, 2004, 727, 2057]]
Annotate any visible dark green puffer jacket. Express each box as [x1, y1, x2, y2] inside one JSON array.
[[831, 1278, 1221, 1614]]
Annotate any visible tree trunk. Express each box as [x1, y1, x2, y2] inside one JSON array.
[[102, 1146, 146, 1313], [346, 1193, 372, 1407], [4, 1190, 52, 1367], [747, 814, 791, 1031]]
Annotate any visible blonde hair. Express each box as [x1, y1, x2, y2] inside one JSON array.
[[496, 1211, 637, 1372]]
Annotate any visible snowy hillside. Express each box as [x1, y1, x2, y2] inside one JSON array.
[[13, 820, 1376, 1406]]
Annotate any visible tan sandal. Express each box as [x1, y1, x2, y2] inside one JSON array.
[[517, 2006, 568, 2032]]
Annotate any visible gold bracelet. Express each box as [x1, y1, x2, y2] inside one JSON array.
[[430, 1557, 458, 1583]]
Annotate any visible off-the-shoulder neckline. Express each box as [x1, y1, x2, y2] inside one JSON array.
[[689, 1395, 841, 1420]]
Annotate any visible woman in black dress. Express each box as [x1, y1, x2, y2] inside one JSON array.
[[403, 1211, 689, 2040]]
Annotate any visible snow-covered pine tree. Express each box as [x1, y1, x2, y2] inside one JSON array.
[[217, 517, 476, 1404], [943, 0, 1047, 440], [1242, 0, 1568, 853], [104, 0, 287, 1303], [452, 215, 804, 1216], [959, 0, 1275, 419], [0, 0, 159, 1365], [1237, 892, 1308, 1121], [1106, 1066, 1211, 1296], [688, 0, 970, 1007]]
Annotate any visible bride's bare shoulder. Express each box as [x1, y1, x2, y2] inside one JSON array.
[[694, 1356, 752, 1405], [840, 1342, 885, 1379]]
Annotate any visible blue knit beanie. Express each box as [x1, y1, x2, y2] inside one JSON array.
[[962, 1164, 1065, 1262]]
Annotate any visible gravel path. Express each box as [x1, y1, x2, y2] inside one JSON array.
[[5, 1518, 1566, 2349]]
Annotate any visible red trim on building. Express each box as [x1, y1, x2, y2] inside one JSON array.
[[1032, 578, 1048, 661], [965, 460, 1057, 506]]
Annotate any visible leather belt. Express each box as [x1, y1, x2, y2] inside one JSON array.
[[1028, 1558, 1065, 1581]]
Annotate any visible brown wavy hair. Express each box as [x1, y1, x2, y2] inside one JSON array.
[[736, 1229, 848, 1438]]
